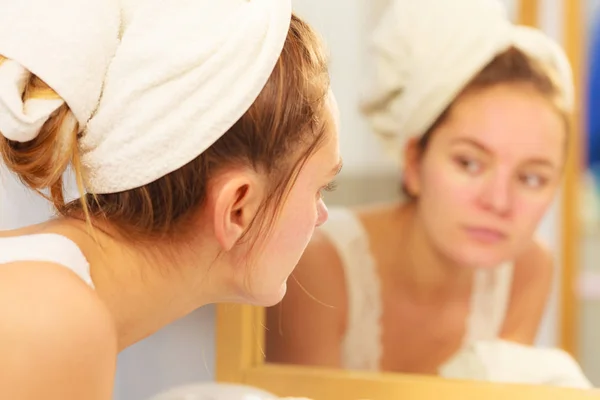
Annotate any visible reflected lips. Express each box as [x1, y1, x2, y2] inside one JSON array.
[[464, 226, 506, 243]]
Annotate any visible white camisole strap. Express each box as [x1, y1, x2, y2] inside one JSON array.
[[463, 262, 514, 344], [318, 207, 383, 371], [0, 233, 94, 288]]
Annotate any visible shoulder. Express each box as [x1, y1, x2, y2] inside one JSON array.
[[303, 226, 344, 263], [0, 261, 117, 399], [512, 239, 554, 284], [273, 226, 349, 333], [0, 259, 117, 344], [265, 227, 348, 365], [293, 227, 347, 308]]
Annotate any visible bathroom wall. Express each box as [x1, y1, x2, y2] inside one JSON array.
[[114, 307, 215, 400]]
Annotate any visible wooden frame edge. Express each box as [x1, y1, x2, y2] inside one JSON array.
[[243, 365, 595, 400], [518, 0, 538, 26], [216, 301, 596, 399], [560, 0, 583, 357]]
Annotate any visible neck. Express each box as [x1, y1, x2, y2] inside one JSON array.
[[58, 219, 227, 350], [396, 203, 474, 302]]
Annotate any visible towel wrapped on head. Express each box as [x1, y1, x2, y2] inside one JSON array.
[[0, 0, 292, 194], [0, 0, 120, 142], [360, 0, 574, 169]]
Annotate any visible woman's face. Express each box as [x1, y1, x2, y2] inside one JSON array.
[[406, 84, 566, 268], [240, 92, 342, 306]]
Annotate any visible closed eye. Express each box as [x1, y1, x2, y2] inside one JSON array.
[[318, 180, 338, 199], [323, 181, 338, 192]]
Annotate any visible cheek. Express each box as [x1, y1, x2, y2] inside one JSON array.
[[277, 212, 315, 250], [512, 194, 556, 230], [265, 191, 320, 259], [420, 158, 475, 211]]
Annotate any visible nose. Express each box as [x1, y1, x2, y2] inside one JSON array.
[[478, 169, 513, 216], [315, 199, 329, 227]]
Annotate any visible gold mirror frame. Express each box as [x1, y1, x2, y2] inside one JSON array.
[[558, 0, 583, 358], [215, 1, 588, 398]]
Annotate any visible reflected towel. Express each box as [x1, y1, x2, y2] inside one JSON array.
[[440, 340, 593, 389]]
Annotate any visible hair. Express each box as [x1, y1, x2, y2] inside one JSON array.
[[0, 14, 330, 244], [401, 46, 567, 198]]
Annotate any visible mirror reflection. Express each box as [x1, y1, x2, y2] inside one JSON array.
[[264, 0, 595, 389]]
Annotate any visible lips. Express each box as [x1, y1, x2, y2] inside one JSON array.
[[463, 226, 507, 244]]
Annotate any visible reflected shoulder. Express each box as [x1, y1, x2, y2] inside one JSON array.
[[514, 239, 554, 278], [292, 228, 347, 310], [302, 227, 343, 270]]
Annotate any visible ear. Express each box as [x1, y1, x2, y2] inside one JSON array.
[[403, 137, 422, 197], [211, 170, 265, 251]]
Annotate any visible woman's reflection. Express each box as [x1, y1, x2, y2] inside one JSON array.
[[265, 0, 574, 376]]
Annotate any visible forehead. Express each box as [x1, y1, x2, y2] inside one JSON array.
[[320, 93, 340, 160], [327, 89, 341, 132], [435, 85, 566, 159], [297, 91, 340, 176]]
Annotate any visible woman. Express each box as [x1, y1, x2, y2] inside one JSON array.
[[265, 0, 573, 375], [0, 0, 340, 398]]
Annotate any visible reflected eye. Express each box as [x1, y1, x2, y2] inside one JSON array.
[[455, 156, 482, 174], [318, 181, 338, 199], [520, 173, 547, 189]]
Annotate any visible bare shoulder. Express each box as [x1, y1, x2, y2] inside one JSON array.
[[513, 239, 554, 281], [302, 227, 344, 266], [265, 225, 348, 365], [292, 227, 347, 309], [0, 261, 117, 400]]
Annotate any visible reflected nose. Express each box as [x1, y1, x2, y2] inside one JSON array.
[[315, 199, 329, 227], [478, 170, 513, 216]]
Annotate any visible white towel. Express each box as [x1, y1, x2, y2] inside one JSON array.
[[440, 340, 593, 389], [0, 0, 291, 194], [0, 0, 120, 141], [81, 0, 291, 193], [360, 0, 574, 168]]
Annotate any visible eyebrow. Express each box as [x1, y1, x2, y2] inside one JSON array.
[[330, 158, 343, 176], [450, 137, 490, 153], [450, 138, 557, 169], [523, 158, 557, 169]]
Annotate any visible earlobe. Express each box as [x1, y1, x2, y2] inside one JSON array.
[[212, 172, 264, 251]]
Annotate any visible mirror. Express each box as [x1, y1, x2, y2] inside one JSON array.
[[216, 0, 598, 398]]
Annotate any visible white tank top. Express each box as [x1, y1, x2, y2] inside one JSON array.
[[319, 207, 514, 372], [0, 233, 94, 287]]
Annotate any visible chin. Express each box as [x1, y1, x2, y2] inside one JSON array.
[[266, 281, 288, 306], [439, 240, 504, 268], [245, 281, 288, 307], [452, 249, 510, 269]]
